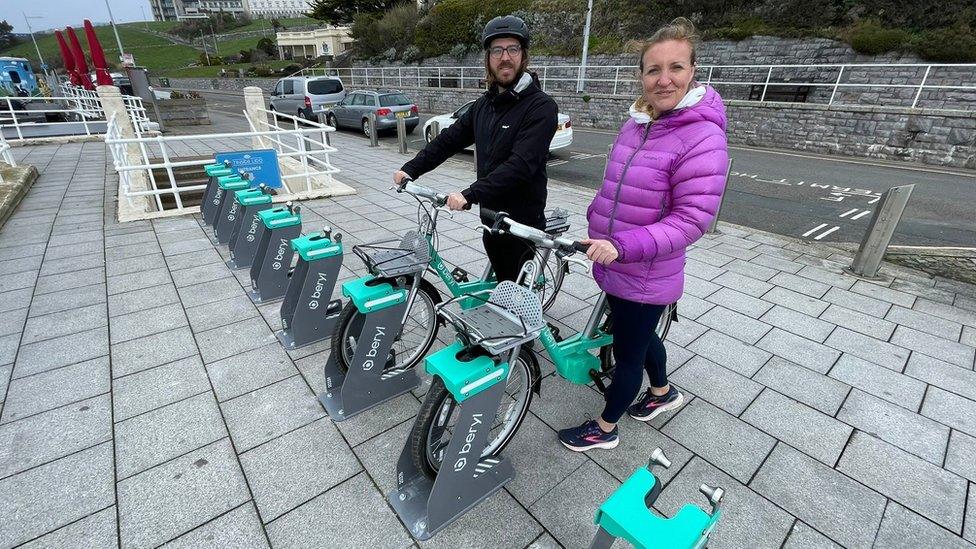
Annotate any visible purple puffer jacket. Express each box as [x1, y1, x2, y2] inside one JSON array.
[[587, 86, 729, 305]]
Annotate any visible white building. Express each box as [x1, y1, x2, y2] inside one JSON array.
[[276, 28, 354, 59], [244, 0, 308, 18]]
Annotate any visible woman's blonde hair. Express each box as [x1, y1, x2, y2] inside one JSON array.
[[639, 17, 700, 71]]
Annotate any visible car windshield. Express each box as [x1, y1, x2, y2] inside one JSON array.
[[379, 94, 411, 107], [308, 79, 343, 95]]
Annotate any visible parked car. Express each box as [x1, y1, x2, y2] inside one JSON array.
[[324, 90, 420, 136], [422, 100, 574, 151], [269, 75, 346, 120]]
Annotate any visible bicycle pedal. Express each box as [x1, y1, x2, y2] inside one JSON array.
[[451, 266, 470, 283], [547, 323, 563, 342]]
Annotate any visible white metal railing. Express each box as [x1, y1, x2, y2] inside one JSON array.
[[0, 132, 14, 167], [301, 62, 976, 110], [1, 90, 154, 141], [105, 109, 341, 215]]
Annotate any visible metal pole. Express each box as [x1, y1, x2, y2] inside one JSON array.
[[576, 0, 594, 93], [141, 6, 149, 30], [104, 0, 126, 61], [760, 67, 772, 102], [210, 23, 219, 56], [828, 65, 845, 106], [396, 116, 408, 154], [708, 159, 734, 233], [201, 30, 210, 65], [911, 66, 931, 109], [23, 14, 50, 79], [846, 184, 915, 278], [367, 112, 378, 147], [430, 120, 440, 142]]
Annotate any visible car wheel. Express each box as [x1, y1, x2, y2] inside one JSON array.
[[362, 118, 371, 137], [327, 113, 338, 129], [425, 126, 433, 143]]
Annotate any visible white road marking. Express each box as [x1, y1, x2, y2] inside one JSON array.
[[802, 223, 828, 237], [547, 160, 569, 167], [813, 226, 841, 240], [839, 208, 859, 218], [850, 210, 872, 220]]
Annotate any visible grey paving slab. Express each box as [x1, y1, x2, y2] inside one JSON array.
[[160, 502, 269, 549], [905, 353, 976, 400], [945, 430, 976, 484], [185, 295, 260, 333], [682, 257, 725, 281], [921, 387, 976, 437], [18, 506, 118, 549], [159, 237, 215, 257], [32, 266, 104, 296], [851, 280, 916, 308], [657, 456, 794, 549], [687, 329, 772, 377], [21, 303, 108, 345], [105, 241, 162, 261], [887, 305, 964, 341], [675, 293, 714, 320], [111, 327, 199, 378], [105, 230, 156, 249], [416, 488, 544, 549], [43, 240, 102, 261], [914, 297, 976, 328], [220, 375, 325, 452], [724, 257, 781, 281], [40, 252, 104, 276], [105, 253, 167, 278], [822, 286, 892, 317], [0, 393, 111, 480], [795, 265, 856, 290], [170, 263, 234, 290], [966, 486, 976, 545], [782, 521, 843, 549], [2, 357, 110, 424], [706, 287, 775, 318], [0, 441, 115, 548], [0, 332, 16, 367], [529, 374, 606, 433], [838, 431, 967, 532], [671, 355, 763, 415], [824, 327, 910, 372], [828, 354, 926, 410], [891, 326, 975, 369], [963, 326, 975, 347], [742, 389, 852, 466], [110, 303, 188, 345], [838, 389, 948, 465], [27, 283, 106, 318], [195, 316, 278, 364], [751, 443, 886, 549], [662, 399, 775, 482], [714, 270, 775, 297], [0, 255, 42, 277], [164, 247, 225, 272], [240, 418, 362, 522], [0, 242, 45, 262], [759, 305, 834, 343], [697, 305, 773, 344], [758, 327, 841, 374], [665, 317, 708, 347], [762, 286, 830, 317], [0, 270, 38, 294], [205, 343, 297, 402], [875, 502, 974, 549], [0, 287, 34, 314], [108, 284, 181, 318], [528, 460, 619, 547], [819, 304, 896, 340], [682, 274, 721, 299], [113, 356, 210, 421], [107, 268, 171, 296], [265, 473, 411, 549], [770, 272, 830, 299], [117, 439, 251, 549], [333, 391, 420, 447], [753, 357, 851, 415], [115, 391, 226, 479]]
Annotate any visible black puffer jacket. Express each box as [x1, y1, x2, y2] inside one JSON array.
[[401, 73, 558, 228]]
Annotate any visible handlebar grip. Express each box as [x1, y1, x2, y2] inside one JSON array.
[[395, 175, 413, 191], [479, 207, 504, 222], [573, 242, 591, 253]]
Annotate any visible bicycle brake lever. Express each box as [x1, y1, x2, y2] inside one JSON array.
[[563, 255, 590, 274], [434, 206, 454, 218]]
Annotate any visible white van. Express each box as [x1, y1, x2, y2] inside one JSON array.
[[269, 76, 346, 120]]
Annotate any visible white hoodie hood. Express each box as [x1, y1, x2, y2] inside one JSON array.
[[629, 84, 707, 123]]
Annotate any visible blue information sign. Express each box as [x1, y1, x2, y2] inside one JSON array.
[[214, 149, 283, 189]]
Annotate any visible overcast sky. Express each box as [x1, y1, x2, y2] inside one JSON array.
[[0, 0, 146, 34]]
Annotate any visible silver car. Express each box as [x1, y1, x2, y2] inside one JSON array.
[[269, 76, 346, 120], [324, 90, 420, 136]]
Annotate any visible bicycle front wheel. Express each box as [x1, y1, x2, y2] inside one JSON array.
[[409, 348, 537, 479], [535, 249, 567, 313]]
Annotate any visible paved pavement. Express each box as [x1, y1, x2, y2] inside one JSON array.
[[0, 130, 975, 548]]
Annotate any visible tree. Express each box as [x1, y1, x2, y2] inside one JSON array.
[[306, 0, 397, 26], [0, 20, 19, 50], [256, 37, 276, 56]]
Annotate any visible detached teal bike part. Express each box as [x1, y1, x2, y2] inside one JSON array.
[[247, 202, 302, 304], [275, 228, 345, 350], [226, 184, 275, 270], [591, 448, 723, 549], [201, 160, 233, 224]]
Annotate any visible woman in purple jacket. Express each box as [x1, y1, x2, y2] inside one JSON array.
[[558, 18, 729, 452]]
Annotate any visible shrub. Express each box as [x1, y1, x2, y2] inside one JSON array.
[[913, 23, 976, 62], [252, 65, 274, 77], [449, 43, 470, 61], [256, 37, 276, 57], [402, 45, 422, 63], [414, 0, 530, 57], [847, 20, 911, 55], [383, 47, 398, 62], [351, 3, 421, 59]]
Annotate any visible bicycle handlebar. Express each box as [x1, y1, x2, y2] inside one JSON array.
[[479, 207, 588, 255], [396, 178, 448, 206]]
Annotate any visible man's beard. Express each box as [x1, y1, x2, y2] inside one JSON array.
[[491, 61, 520, 87]]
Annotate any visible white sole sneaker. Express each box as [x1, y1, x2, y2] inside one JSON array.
[[629, 392, 685, 422], [560, 436, 620, 452]]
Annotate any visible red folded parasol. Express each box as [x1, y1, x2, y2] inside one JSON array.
[[66, 26, 95, 90], [55, 30, 80, 86], [84, 20, 113, 86]]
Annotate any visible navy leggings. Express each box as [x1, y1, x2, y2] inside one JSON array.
[[601, 294, 669, 424]]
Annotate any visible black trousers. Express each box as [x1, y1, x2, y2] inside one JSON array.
[[601, 294, 669, 423], [482, 232, 536, 282]]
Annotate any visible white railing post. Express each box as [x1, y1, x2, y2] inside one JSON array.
[[912, 65, 932, 109], [612, 66, 620, 95], [157, 135, 181, 211], [460, 67, 465, 90], [829, 65, 845, 106], [398, 67, 402, 88], [760, 67, 773, 101], [706, 66, 714, 86], [542, 66, 548, 91], [98, 85, 151, 219], [438, 67, 442, 88], [7, 98, 22, 141]]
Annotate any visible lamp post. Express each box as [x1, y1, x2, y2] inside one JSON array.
[[22, 13, 51, 78], [576, 0, 594, 93], [103, 0, 126, 62]]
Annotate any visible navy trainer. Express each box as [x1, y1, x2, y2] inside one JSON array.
[[558, 419, 619, 452]]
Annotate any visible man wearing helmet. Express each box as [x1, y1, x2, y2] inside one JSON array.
[[393, 15, 559, 281]]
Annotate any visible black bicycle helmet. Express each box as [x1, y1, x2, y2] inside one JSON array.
[[482, 15, 530, 49]]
